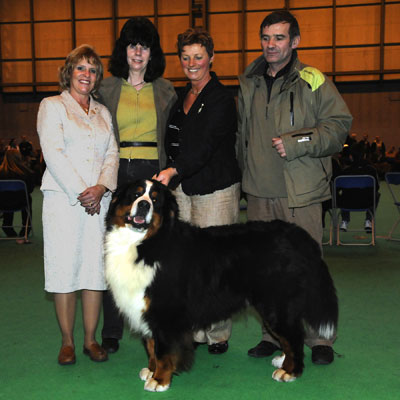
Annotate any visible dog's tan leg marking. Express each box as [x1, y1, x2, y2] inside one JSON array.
[[140, 338, 156, 382], [272, 338, 297, 382], [144, 354, 177, 392]]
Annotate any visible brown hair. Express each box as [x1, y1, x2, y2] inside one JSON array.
[[58, 44, 104, 93], [177, 28, 214, 59], [0, 149, 32, 176]]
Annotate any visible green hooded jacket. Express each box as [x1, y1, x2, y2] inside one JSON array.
[[237, 54, 353, 208]]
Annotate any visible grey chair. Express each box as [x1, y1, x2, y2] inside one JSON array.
[[0, 179, 33, 242]]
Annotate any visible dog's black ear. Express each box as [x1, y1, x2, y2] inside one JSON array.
[[165, 188, 179, 221], [105, 184, 127, 228]]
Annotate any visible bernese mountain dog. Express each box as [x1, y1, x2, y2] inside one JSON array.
[[104, 179, 338, 392]]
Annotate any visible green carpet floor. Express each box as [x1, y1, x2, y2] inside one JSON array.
[[1, 184, 399, 399]]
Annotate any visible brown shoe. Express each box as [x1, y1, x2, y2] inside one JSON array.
[[58, 345, 76, 365], [83, 343, 108, 362]]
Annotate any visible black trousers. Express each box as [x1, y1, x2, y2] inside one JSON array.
[[102, 158, 159, 340]]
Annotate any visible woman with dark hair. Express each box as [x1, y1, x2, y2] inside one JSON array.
[[0, 148, 35, 241], [96, 17, 177, 354], [37, 44, 119, 365], [155, 28, 241, 355]]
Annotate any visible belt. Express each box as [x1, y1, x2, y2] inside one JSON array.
[[120, 141, 157, 148]]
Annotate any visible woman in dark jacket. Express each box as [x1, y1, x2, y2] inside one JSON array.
[[156, 28, 241, 355]]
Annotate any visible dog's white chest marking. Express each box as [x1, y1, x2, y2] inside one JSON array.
[[105, 226, 156, 337]]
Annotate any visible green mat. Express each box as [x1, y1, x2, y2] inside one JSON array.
[[1, 184, 399, 399]]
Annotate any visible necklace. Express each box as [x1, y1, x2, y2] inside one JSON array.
[[130, 80, 145, 87], [190, 87, 203, 96], [79, 101, 89, 114]]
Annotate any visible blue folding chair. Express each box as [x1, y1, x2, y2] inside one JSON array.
[[0, 180, 33, 241], [385, 172, 400, 241], [333, 175, 376, 246]]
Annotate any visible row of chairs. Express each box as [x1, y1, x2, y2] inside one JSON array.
[[0, 180, 33, 242], [2, 174, 400, 246], [324, 172, 400, 246]]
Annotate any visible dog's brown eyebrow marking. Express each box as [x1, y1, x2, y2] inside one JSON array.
[[150, 189, 159, 200], [135, 185, 145, 195]]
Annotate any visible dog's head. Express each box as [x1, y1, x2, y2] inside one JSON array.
[[106, 179, 179, 238]]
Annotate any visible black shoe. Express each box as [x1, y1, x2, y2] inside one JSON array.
[[101, 338, 119, 354], [208, 341, 229, 354], [311, 345, 334, 365], [247, 341, 280, 358]]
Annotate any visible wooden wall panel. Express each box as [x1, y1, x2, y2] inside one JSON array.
[[34, 22, 72, 58], [2, 61, 32, 92], [158, 16, 190, 54], [35, 60, 59, 92], [336, 47, 380, 81], [385, 3, 400, 43], [297, 49, 332, 73], [33, 0, 71, 20], [158, 0, 189, 14], [208, 0, 240, 12], [384, 46, 400, 80], [294, 9, 333, 48], [337, 0, 376, 5], [75, 0, 112, 19], [245, 52, 261, 69], [342, 91, 400, 149], [101, 57, 112, 78], [117, 0, 154, 17], [0, 0, 30, 22], [291, 0, 332, 6], [245, 12, 264, 50], [246, 0, 285, 10], [76, 20, 113, 56], [336, 5, 380, 46], [209, 13, 240, 52], [213, 53, 240, 78], [164, 54, 184, 82], [1, 23, 31, 59]]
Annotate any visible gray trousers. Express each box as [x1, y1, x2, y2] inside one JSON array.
[[173, 183, 240, 345], [246, 195, 336, 348]]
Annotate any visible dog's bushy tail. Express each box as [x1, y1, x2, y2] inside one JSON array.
[[305, 259, 338, 341]]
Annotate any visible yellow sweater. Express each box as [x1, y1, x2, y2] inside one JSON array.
[[117, 80, 157, 160]]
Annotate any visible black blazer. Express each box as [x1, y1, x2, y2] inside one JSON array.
[[166, 72, 241, 196]]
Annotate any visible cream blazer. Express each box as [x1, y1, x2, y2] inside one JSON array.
[[37, 90, 119, 205]]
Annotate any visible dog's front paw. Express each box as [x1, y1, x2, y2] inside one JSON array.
[[139, 368, 153, 381], [144, 377, 170, 392], [272, 353, 285, 368], [272, 368, 296, 382]]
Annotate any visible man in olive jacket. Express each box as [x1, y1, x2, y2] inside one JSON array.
[[237, 10, 352, 365]]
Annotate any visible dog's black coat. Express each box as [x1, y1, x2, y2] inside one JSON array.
[[106, 179, 338, 386]]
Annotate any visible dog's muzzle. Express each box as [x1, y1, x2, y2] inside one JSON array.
[[125, 200, 151, 230]]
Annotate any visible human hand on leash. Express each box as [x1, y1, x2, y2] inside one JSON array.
[[153, 167, 177, 186]]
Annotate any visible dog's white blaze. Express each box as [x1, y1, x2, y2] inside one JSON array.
[[105, 226, 156, 337], [130, 180, 154, 225], [319, 323, 335, 339]]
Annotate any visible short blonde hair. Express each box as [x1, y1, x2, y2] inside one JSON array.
[[58, 44, 103, 93]]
